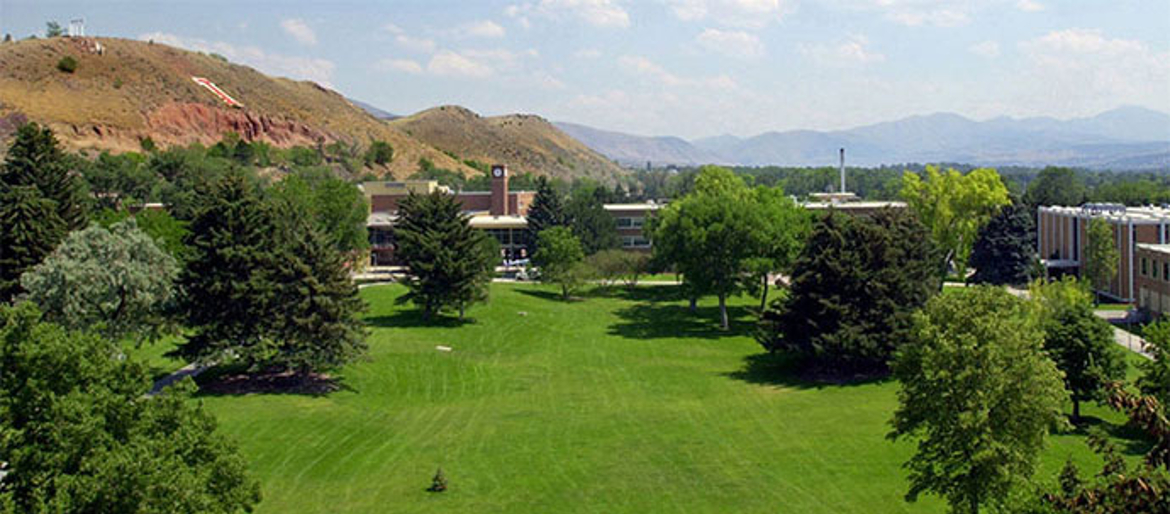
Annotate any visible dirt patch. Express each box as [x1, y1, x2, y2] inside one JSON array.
[[198, 369, 341, 396]]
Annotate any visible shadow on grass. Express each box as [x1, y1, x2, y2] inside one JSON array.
[[193, 363, 357, 398], [513, 288, 580, 303], [607, 301, 757, 340], [364, 310, 476, 329], [1069, 413, 1156, 458], [724, 352, 893, 390]]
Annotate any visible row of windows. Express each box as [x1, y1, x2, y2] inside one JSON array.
[[616, 217, 645, 229], [1140, 256, 1170, 283], [621, 236, 651, 248]]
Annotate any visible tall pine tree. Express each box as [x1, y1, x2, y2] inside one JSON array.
[[177, 171, 277, 366], [969, 201, 1036, 285], [395, 190, 496, 320], [2, 122, 88, 231], [267, 198, 368, 374], [0, 187, 65, 301], [525, 176, 568, 254]]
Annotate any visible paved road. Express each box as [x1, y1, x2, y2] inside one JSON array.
[[148, 362, 212, 396]]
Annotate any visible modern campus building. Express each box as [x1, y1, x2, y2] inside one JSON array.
[[362, 165, 659, 265], [1038, 203, 1170, 304]]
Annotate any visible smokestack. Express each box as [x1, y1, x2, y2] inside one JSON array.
[[839, 148, 846, 194]]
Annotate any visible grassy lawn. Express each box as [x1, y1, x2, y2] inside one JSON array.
[[171, 283, 1144, 513]]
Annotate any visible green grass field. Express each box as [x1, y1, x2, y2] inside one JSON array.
[[165, 283, 1145, 513]]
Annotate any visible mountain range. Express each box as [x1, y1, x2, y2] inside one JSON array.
[[556, 106, 1170, 170]]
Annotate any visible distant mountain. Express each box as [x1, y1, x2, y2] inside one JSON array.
[[351, 99, 399, 120], [390, 106, 626, 182], [554, 122, 727, 167], [576, 107, 1170, 171]]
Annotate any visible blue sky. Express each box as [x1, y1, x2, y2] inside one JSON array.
[[2, 0, 1168, 139]]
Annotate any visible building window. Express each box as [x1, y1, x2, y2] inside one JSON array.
[[1143, 257, 1149, 276], [616, 217, 645, 229], [1156, 261, 1161, 280], [1164, 262, 1169, 282], [621, 236, 651, 248]]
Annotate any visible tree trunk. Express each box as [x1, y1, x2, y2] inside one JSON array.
[[689, 296, 697, 313], [459, 304, 465, 321], [562, 284, 570, 301], [719, 293, 729, 330], [759, 274, 770, 311], [1072, 398, 1081, 422]]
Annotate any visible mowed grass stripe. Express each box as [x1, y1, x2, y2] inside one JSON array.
[[189, 283, 1143, 513]]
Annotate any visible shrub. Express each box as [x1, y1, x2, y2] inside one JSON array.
[[364, 140, 394, 166], [56, 56, 78, 73]]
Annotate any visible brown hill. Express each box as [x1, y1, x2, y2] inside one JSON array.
[[390, 105, 626, 182], [0, 36, 474, 178]]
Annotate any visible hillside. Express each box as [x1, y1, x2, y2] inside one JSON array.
[[0, 36, 474, 178], [390, 105, 626, 182]]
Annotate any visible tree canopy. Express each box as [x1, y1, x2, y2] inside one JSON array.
[[395, 190, 497, 319], [1024, 166, 1087, 208], [20, 219, 178, 343], [900, 166, 1010, 278], [0, 303, 261, 513], [526, 176, 569, 254], [533, 226, 586, 301], [758, 209, 939, 374], [969, 201, 1036, 286], [1083, 217, 1119, 297], [0, 186, 64, 302], [889, 286, 1066, 514]]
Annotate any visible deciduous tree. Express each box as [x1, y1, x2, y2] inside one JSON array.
[[0, 303, 261, 513], [889, 286, 1066, 514], [533, 226, 586, 300], [1083, 217, 1119, 298], [20, 219, 178, 343], [900, 166, 1010, 278]]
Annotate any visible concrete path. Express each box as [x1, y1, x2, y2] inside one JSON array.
[[148, 362, 212, 396]]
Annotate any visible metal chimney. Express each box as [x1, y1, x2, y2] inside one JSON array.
[[838, 148, 846, 194]]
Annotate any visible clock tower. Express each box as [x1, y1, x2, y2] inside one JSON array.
[[490, 164, 509, 216]]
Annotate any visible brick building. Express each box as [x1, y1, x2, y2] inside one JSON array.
[[1136, 244, 1170, 315], [1037, 204, 1170, 303], [362, 164, 659, 265]]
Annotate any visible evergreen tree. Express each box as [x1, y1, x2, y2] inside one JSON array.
[[395, 190, 496, 319], [1084, 217, 1119, 298], [177, 171, 277, 365], [2, 122, 88, 231], [525, 176, 568, 254], [758, 209, 939, 374], [266, 200, 367, 373], [0, 303, 261, 513], [969, 201, 1036, 285], [566, 187, 619, 255], [0, 186, 65, 302]]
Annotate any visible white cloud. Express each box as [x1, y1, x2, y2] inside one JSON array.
[[665, 0, 793, 28], [1016, 29, 1170, 115], [574, 48, 603, 59], [800, 35, 884, 66], [460, 20, 507, 38], [696, 28, 763, 59], [427, 50, 495, 78], [506, 0, 630, 29], [280, 19, 317, 46], [1015, 0, 1044, 12], [377, 58, 423, 74], [396, 34, 437, 53], [969, 40, 1000, 58], [618, 55, 737, 90], [138, 32, 335, 87], [383, 22, 404, 34]]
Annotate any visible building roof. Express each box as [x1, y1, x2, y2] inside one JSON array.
[[1040, 204, 1170, 225], [368, 212, 398, 227], [468, 215, 528, 229], [1137, 243, 1170, 256], [803, 201, 907, 210], [603, 203, 662, 212]]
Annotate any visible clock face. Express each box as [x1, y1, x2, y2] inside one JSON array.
[[492, 167, 504, 177]]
